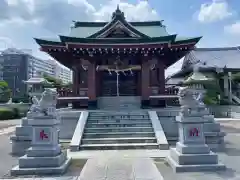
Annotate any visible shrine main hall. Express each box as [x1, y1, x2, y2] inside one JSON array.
[[35, 7, 201, 109]]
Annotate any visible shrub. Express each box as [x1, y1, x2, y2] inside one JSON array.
[[12, 96, 30, 103], [11, 107, 20, 119], [0, 108, 15, 120]]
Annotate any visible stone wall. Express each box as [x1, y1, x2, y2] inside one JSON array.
[[58, 111, 81, 140], [208, 105, 240, 118]]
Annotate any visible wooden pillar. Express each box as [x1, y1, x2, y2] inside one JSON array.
[[72, 67, 78, 96], [158, 60, 165, 94], [87, 62, 97, 109], [141, 58, 150, 108], [158, 60, 166, 107]]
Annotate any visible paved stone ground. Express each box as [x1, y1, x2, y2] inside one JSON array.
[[1, 120, 240, 180], [78, 156, 163, 180], [155, 121, 240, 180], [0, 119, 21, 130], [0, 119, 21, 177], [0, 132, 18, 178]]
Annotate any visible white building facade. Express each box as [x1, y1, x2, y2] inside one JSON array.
[[52, 61, 72, 84], [2, 48, 72, 84]]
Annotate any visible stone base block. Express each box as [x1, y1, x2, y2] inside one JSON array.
[[176, 142, 210, 154], [21, 118, 29, 126], [10, 136, 31, 156], [170, 148, 218, 165], [166, 155, 226, 173], [15, 126, 32, 137], [26, 146, 61, 157], [203, 122, 221, 132], [19, 151, 67, 168], [11, 157, 71, 176], [166, 148, 226, 172]]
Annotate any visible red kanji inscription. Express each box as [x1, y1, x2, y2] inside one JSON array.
[[189, 128, 199, 137], [40, 130, 48, 140]]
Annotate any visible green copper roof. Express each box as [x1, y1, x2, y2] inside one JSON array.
[[59, 35, 177, 44], [173, 37, 202, 45], [69, 24, 168, 38], [69, 7, 168, 38], [87, 7, 149, 38], [34, 7, 201, 47], [35, 35, 201, 47], [34, 38, 64, 46]]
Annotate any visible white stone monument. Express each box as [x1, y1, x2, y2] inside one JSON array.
[[11, 88, 71, 176], [166, 70, 226, 172]]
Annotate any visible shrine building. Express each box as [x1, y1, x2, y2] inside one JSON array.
[[34, 6, 201, 109]]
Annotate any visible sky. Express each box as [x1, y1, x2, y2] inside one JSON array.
[[0, 0, 240, 76]]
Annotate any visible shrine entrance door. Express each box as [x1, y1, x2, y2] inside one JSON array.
[[100, 70, 138, 96]]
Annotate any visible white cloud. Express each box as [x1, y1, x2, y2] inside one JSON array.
[[0, 37, 15, 50], [197, 0, 233, 23], [93, 0, 159, 22], [224, 22, 240, 36], [0, 0, 160, 59], [0, 0, 159, 32]]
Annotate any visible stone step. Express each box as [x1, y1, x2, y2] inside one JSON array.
[[87, 119, 151, 124], [86, 122, 152, 128], [86, 121, 152, 125], [79, 143, 159, 150], [89, 113, 148, 116], [98, 105, 140, 108], [81, 137, 157, 144], [83, 132, 156, 138], [88, 116, 149, 120], [84, 127, 154, 133]]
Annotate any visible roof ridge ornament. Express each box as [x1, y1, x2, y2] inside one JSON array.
[[112, 4, 125, 19]]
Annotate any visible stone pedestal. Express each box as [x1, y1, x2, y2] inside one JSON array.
[[10, 117, 32, 156], [11, 89, 71, 176], [11, 115, 71, 175], [167, 86, 226, 172], [203, 114, 225, 150]]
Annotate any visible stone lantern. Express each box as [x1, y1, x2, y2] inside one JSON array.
[[166, 68, 226, 172], [23, 75, 51, 100]]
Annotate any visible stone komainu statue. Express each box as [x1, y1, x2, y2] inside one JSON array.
[[178, 86, 205, 108], [29, 88, 58, 116]]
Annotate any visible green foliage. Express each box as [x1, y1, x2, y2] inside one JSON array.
[[12, 95, 30, 103], [0, 81, 11, 103], [232, 72, 240, 82], [185, 72, 223, 105], [43, 74, 62, 87], [203, 80, 221, 105], [0, 108, 16, 120], [0, 105, 29, 120]]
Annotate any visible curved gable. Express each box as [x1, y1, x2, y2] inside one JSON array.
[[88, 6, 149, 38]]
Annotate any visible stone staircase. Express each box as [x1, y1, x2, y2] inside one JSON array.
[[80, 111, 159, 150], [97, 96, 141, 110]]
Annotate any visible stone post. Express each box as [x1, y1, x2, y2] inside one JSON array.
[[166, 83, 226, 172], [11, 89, 71, 176]]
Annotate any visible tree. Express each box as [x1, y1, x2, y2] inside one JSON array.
[[43, 74, 63, 87], [0, 80, 11, 103]]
